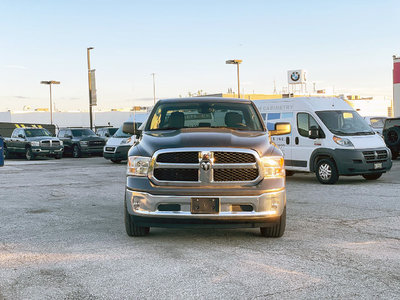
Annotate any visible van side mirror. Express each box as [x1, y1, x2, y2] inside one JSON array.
[[269, 123, 291, 136], [308, 126, 319, 139], [122, 122, 135, 135]]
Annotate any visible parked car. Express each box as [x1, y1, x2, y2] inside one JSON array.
[[382, 118, 400, 160], [96, 127, 118, 141], [255, 97, 392, 184], [364, 116, 387, 136], [4, 127, 63, 160], [123, 97, 286, 237], [57, 128, 106, 158], [103, 122, 142, 163]]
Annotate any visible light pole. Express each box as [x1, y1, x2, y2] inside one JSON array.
[[87, 47, 94, 130], [151, 73, 156, 105], [40, 80, 60, 125], [226, 59, 242, 98]]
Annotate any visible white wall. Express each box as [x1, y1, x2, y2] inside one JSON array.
[[0, 111, 12, 122], [7, 111, 148, 128]]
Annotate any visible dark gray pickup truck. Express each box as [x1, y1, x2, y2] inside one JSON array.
[[123, 97, 287, 237], [4, 127, 63, 160]]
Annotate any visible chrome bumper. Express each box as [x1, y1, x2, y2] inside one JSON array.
[[125, 188, 286, 219]]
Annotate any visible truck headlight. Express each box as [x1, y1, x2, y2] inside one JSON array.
[[59, 140, 63, 146], [80, 141, 89, 146], [30, 141, 40, 146], [127, 156, 151, 176], [262, 156, 285, 178], [333, 136, 354, 147]]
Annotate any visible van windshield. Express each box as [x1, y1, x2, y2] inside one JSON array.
[[316, 110, 374, 136], [147, 102, 264, 131]]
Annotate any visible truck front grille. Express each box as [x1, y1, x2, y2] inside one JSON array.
[[156, 152, 198, 163], [363, 150, 388, 163], [214, 152, 256, 163], [40, 140, 60, 147], [89, 140, 105, 146], [151, 149, 261, 185], [214, 168, 258, 182], [154, 168, 198, 181]]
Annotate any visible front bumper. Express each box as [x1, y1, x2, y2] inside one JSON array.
[[125, 188, 285, 228], [333, 147, 392, 175], [103, 145, 130, 160], [80, 146, 104, 154], [32, 146, 63, 156]]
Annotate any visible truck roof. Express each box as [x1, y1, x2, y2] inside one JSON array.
[[158, 97, 253, 104]]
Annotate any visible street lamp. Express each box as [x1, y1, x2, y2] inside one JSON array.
[[40, 80, 60, 125], [87, 47, 94, 130], [226, 59, 242, 98], [151, 73, 156, 104]]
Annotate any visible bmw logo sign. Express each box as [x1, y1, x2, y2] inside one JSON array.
[[291, 71, 300, 82]]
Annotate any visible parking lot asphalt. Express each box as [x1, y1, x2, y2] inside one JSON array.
[[0, 157, 399, 299]]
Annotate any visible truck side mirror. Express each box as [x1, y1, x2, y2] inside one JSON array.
[[269, 123, 291, 136], [65, 134, 72, 139], [18, 134, 25, 139], [123, 122, 135, 135], [105, 132, 110, 137], [308, 126, 319, 139]]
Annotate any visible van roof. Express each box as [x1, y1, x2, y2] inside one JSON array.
[[254, 97, 353, 112]]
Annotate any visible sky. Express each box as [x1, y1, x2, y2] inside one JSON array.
[[0, 0, 399, 112]]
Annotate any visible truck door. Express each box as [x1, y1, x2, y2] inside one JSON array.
[[14, 129, 26, 153], [266, 112, 292, 165], [291, 112, 324, 171]]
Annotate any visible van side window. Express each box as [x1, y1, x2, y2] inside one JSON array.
[[297, 113, 324, 138]]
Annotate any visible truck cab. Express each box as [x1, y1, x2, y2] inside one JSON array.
[[123, 98, 287, 237]]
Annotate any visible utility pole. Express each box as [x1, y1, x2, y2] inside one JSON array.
[[87, 47, 94, 130], [151, 73, 156, 104], [226, 59, 242, 98], [40, 80, 60, 125]]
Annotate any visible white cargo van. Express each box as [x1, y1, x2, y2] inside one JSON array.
[[255, 97, 392, 184]]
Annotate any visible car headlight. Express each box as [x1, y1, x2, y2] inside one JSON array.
[[80, 141, 89, 146], [261, 156, 285, 178], [127, 156, 151, 176], [333, 136, 354, 147], [30, 141, 40, 146], [59, 140, 63, 146]]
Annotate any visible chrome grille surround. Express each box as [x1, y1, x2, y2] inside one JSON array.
[[149, 148, 263, 187]]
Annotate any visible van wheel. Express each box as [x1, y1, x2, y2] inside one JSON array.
[[72, 145, 81, 158], [124, 201, 150, 237], [25, 147, 35, 160], [362, 173, 383, 180], [316, 158, 339, 184], [260, 206, 286, 237]]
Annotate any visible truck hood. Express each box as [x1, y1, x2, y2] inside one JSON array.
[[27, 137, 60, 142], [135, 128, 275, 157]]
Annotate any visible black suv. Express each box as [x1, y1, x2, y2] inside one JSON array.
[[383, 118, 400, 160], [58, 128, 106, 158]]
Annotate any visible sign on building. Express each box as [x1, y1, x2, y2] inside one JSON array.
[[288, 69, 306, 84]]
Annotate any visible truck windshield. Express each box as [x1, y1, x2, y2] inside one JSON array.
[[71, 129, 97, 137], [25, 129, 52, 137], [147, 102, 264, 131], [316, 110, 374, 136]]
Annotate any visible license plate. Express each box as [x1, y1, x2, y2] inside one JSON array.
[[191, 198, 219, 214], [374, 163, 382, 169]]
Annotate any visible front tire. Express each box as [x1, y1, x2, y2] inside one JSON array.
[[124, 201, 150, 237], [260, 206, 286, 238], [316, 158, 339, 184], [25, 147, 34, 160], [55, 154, 63, 159], [362, 173, 383, 180], [72, 145, 81, 158]]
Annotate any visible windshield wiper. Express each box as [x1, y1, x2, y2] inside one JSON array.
[[352, 131, 374, 135]]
